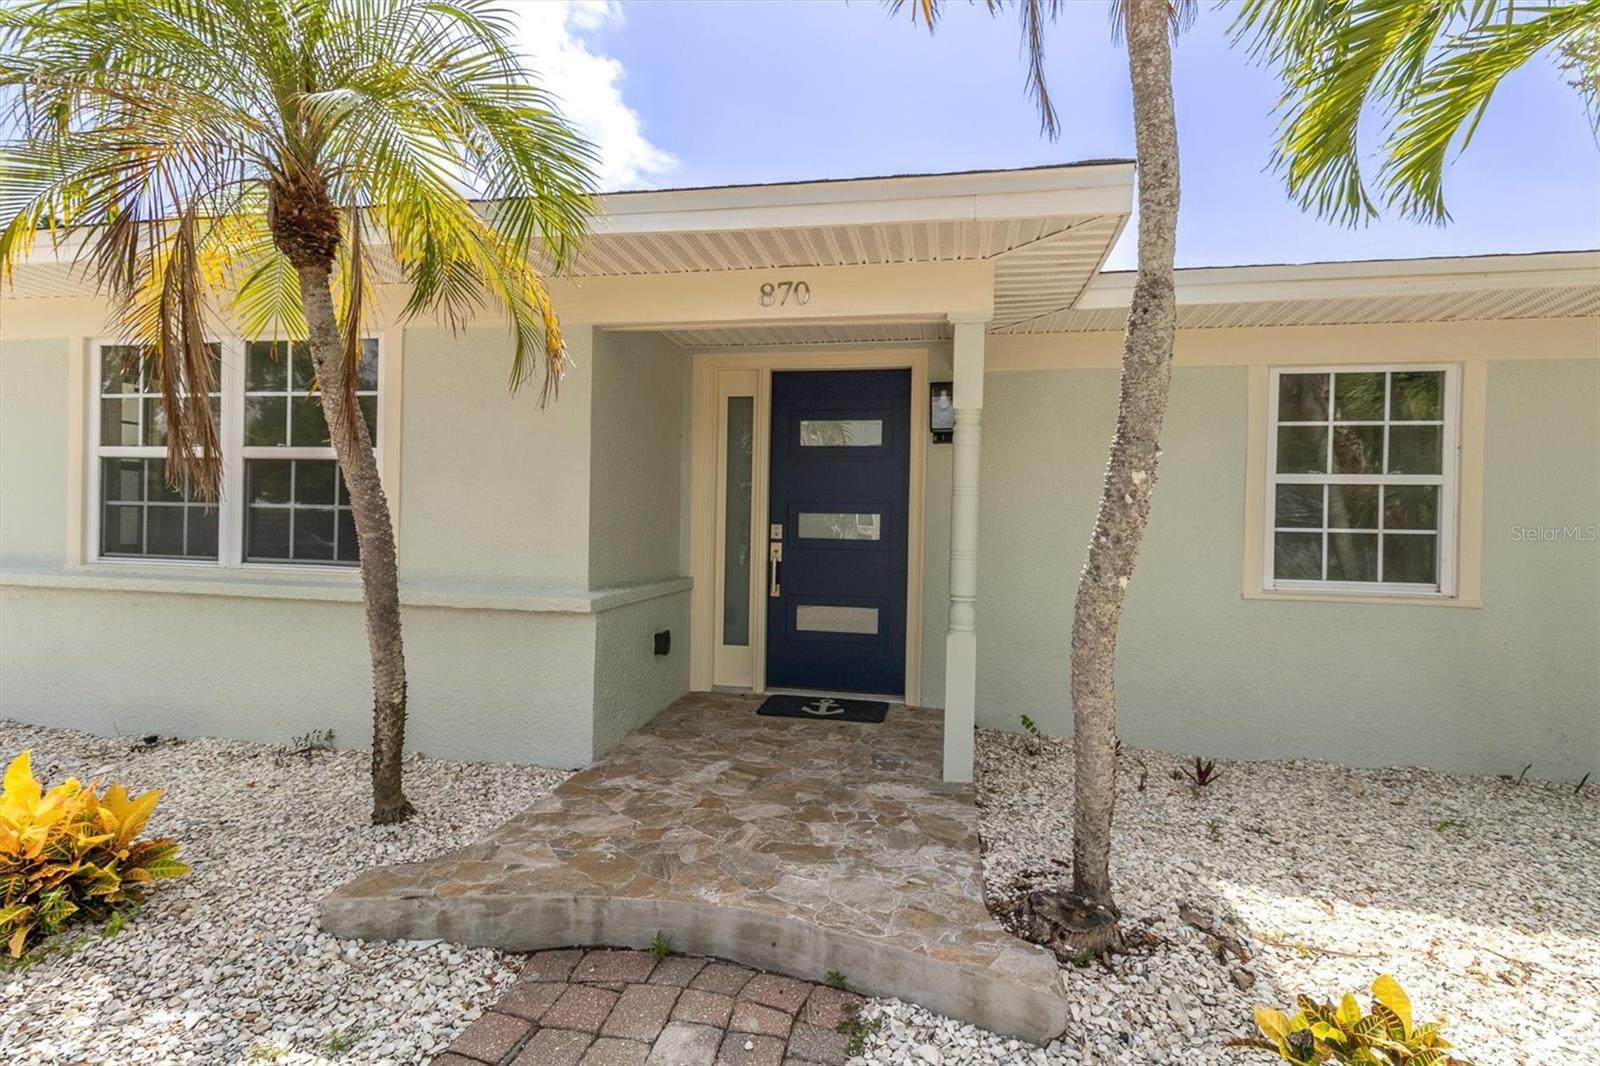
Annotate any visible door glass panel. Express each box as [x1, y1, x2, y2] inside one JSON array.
[[797, 512, 881, 540], [799, 419, 883, 447], [722, 396, 753, 647], [795, 605, 879, 634]]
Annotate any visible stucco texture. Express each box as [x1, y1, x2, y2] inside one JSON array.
[[588, 330, 690, 589], [583, 329, 693, 753], [591, 590, 691, 757], [0, 585, 598, 766], [0, 338, 68, 567], [968, 358, 1599, 781], [399, 325, 594, 588]]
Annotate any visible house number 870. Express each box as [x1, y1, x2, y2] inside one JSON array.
[[759, 281, 810, 307]]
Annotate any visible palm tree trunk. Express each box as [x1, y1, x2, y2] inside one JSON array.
[[1066, 0, 1180, 947], [296, 260, 415, 825]]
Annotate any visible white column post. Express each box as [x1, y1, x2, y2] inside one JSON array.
[[943, 314, 987, 782]]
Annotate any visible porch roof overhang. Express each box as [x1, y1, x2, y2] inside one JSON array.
[[1, 162, 1137, 344]]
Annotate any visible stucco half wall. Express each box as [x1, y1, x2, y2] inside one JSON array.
[[914, 319, 1599, 782]]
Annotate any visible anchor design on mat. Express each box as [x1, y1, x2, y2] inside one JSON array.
[[801, 697, 844, 717]]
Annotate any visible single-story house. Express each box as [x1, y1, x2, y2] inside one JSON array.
[[2, 162, 1596, 782]]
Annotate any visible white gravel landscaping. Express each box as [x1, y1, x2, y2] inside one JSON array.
[[4, 719, 1595, 1066], [0, 720, 569, 1066], [853, 730, 1599, 1066]]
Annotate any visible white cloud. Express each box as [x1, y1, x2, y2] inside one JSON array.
[[508, 0, 676, 190]]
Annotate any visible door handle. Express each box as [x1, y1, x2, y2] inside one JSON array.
[[768, 541, 782, 598]]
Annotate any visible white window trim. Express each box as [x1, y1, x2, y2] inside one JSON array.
[[1262, 363, 1461, 599], [87, 336, 384, 573]]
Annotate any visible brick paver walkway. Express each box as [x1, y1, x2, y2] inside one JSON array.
[[434, 948, 865, 1066]]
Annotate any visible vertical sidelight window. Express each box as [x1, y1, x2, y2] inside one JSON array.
[[721, 396, 754, 646], [1267, 366, 1458, 594]]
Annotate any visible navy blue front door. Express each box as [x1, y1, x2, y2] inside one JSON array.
[[766, 369, 910, 695]]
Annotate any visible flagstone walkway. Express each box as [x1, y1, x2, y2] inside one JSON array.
[[323, 692, 1068, 1044], [435, 948, 864, 1066]]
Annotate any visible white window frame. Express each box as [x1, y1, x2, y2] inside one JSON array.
[[88, 336, 383, 572], [1263, 363, 1460, 598]]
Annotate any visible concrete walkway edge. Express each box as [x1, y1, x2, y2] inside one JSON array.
[[322, 892, 1067, 1044]]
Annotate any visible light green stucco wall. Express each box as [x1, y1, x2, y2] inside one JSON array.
[[0, 338, 68, 567], [400, 325, 594, 588], [963, 359, 1598, 781], [586, 328, 692, 751], [588, 330, 690, 588], [591, 590, 691, 757], [0, 585, 599, 766]]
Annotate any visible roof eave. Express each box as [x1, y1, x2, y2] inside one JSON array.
[[589, 162, 1136, 235], [1077, 250, 1600, 309]]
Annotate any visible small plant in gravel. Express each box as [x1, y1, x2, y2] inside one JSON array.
[[320, 1028, 359, 1055], [649, 931, 673, 958], [836, 1003, 883, 1057], [102, 900, 142, 937], [0, 751, 189, 958], [1177, 756, 1224, 790], [1499, 764, 1534, 786], [246, 1042, 289, 1063], [1127, 751, 1150, 792], [1019, 715, 1044, 756], [1230, 973, 1472, 1064], [287, 728, 336, 757]]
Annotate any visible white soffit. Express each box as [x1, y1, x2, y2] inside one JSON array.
[[662, 320, 952, 350], [998, 251, 1600, 333]]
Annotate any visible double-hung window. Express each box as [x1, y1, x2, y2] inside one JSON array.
[[1266, 365, 1459, 596], [90, 338, 380, 568]]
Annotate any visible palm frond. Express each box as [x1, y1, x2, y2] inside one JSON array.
[[1384, 0, 1600, 220], [1231, 0, 1600, 224], [118, 205, 223, 495], [1, 0, 600, 489]]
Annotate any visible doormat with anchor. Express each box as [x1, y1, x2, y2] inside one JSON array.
[[755, 693, 889, 723]]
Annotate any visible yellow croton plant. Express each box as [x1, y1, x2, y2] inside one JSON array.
[[1232, 974, 1471, 1065], [0, 751, 188, 957]]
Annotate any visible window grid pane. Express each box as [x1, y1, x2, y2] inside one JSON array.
[[1271, 368, 1450, 590], [245, 339, 378, 448], [97, 458, 218, 561], [99, 344, 222, 447], [243, 458, 359, 565]]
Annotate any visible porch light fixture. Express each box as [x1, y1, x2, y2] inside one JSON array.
[[931, 381, 954, 443]]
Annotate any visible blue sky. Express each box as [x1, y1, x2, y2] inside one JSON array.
[[518, 0, 1599, 270]]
